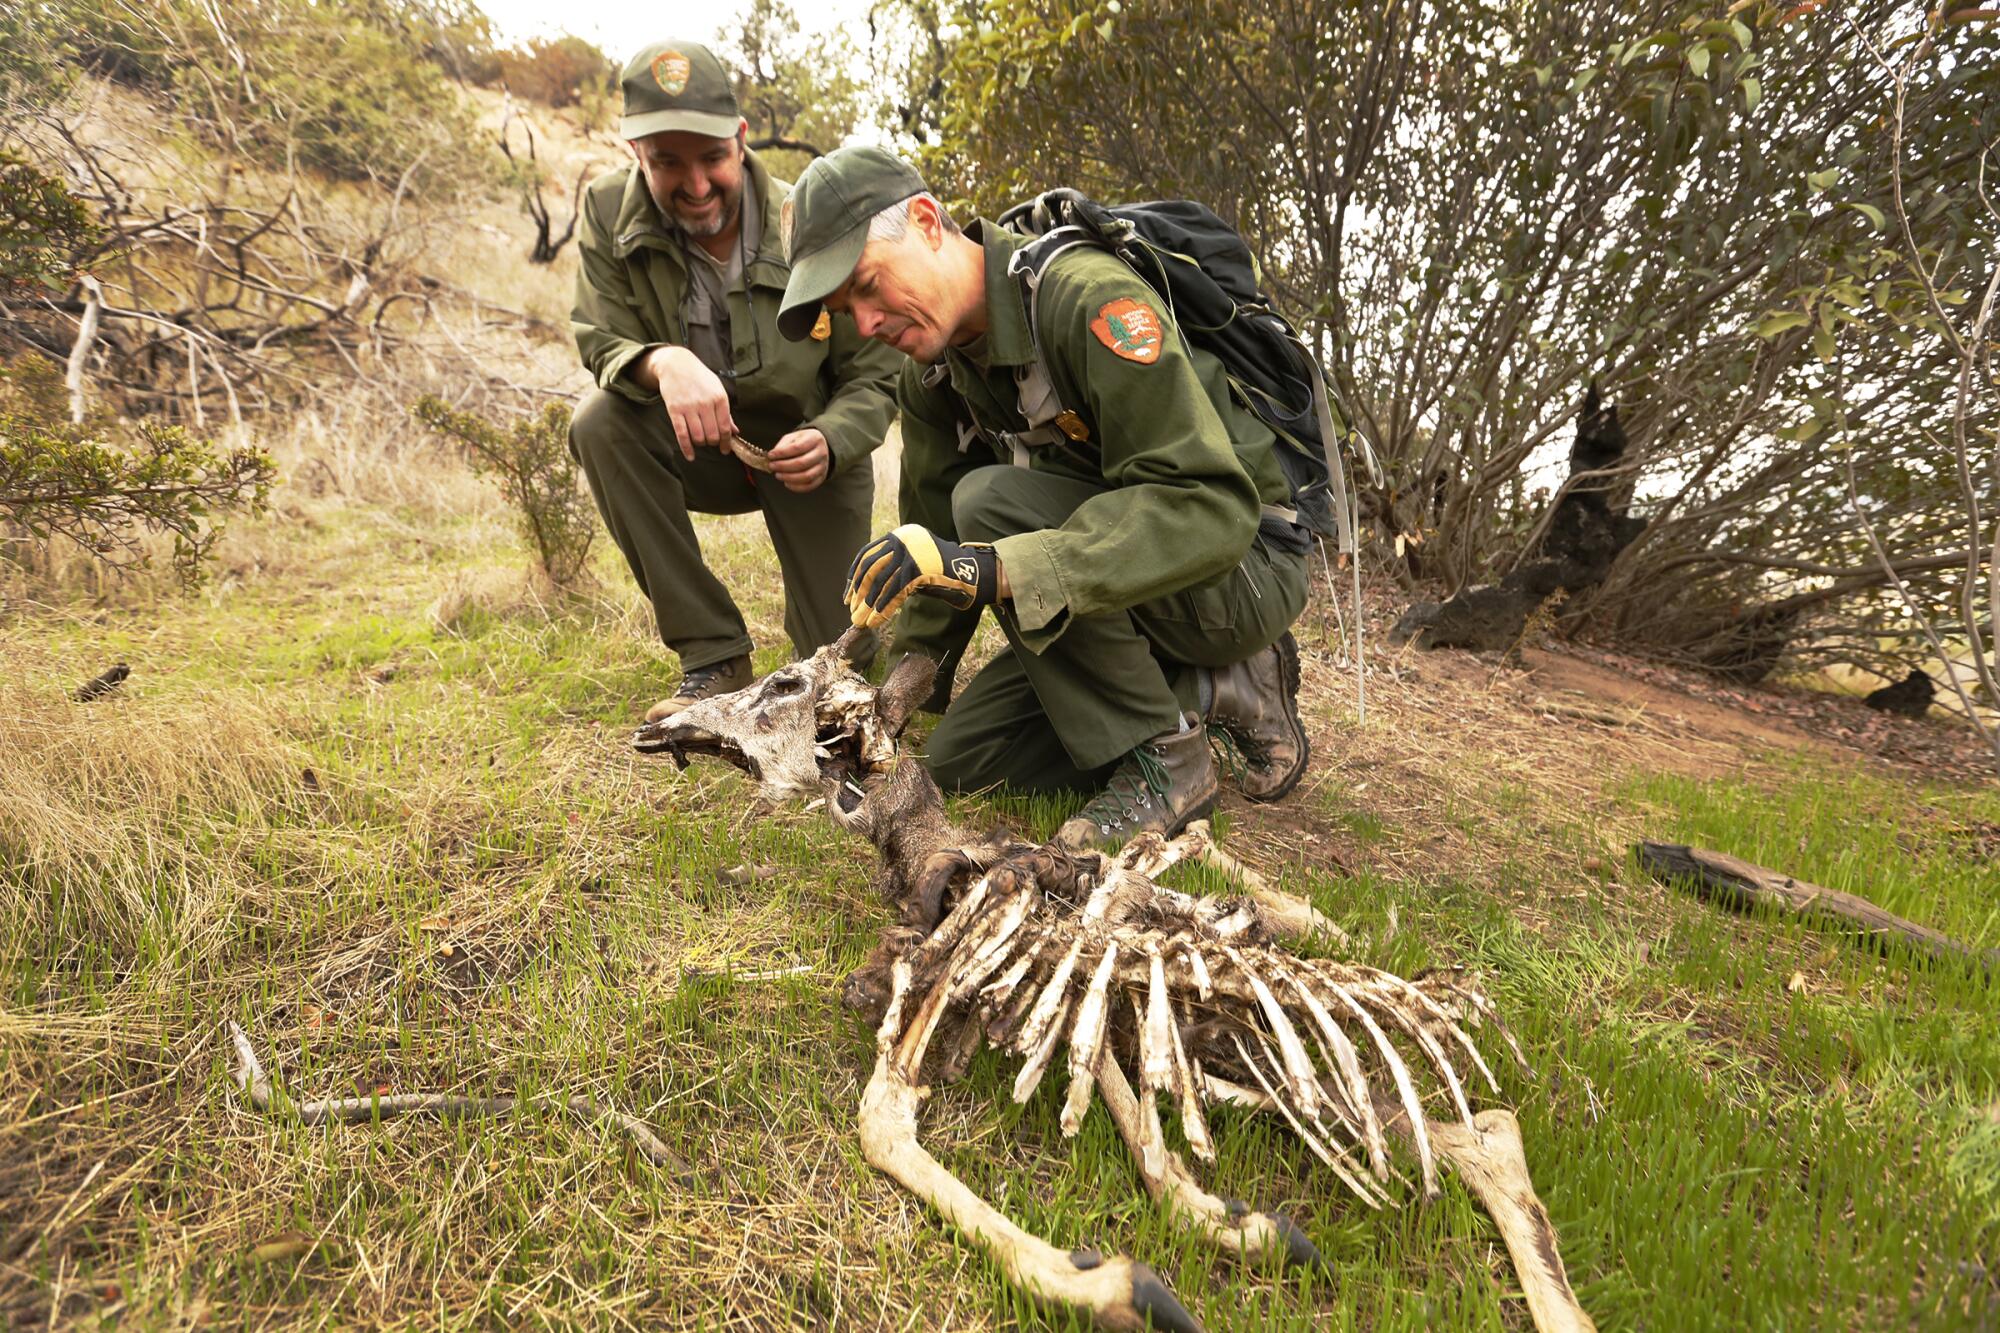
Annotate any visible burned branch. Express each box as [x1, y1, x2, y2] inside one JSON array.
[[498, 98, 586, 265]]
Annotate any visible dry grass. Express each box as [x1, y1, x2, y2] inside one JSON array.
[[0, 639, 308, 970]]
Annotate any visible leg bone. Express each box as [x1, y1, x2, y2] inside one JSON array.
[[1094, 1053, 1325, 1271], [857, 1046, 1201, 1333], [1425, 1109, 1596, 1333], [1372, 1096, 1596, 1333], [1180, 821, 1350, 947]]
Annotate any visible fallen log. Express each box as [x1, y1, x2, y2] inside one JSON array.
[[1633, 842, 1998, 975]]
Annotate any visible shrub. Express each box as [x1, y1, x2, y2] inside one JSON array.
[[0, 151, 98, 295], [411, 396, 596, 587], [0, 359, 276, 585], [52, 0, 501, 199], [208, 6, 499, 195], [497, 36, 617, 110]]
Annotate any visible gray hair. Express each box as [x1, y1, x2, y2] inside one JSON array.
[[867, 192, 961, 243]]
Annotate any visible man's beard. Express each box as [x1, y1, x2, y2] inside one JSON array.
[[668, 185, 742, 239]]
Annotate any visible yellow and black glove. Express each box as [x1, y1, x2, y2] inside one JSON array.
[[844, 524, 1000, 629]]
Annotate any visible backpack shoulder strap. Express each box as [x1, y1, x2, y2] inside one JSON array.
[[990, 231, 1105, 463], [920, 357, 1010, 458]]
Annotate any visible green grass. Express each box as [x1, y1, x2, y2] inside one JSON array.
[[2, 490, 1996, 1329]]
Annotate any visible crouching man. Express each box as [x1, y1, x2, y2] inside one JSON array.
[[570, 41, 902, 721], [772, 147, 1312, 851]]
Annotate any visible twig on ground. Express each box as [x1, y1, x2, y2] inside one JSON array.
[[225, 1020, 692, 1175], [1533, 698, 1640, 728]]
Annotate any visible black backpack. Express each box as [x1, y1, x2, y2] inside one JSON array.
[[995, 188, 1373, 554]]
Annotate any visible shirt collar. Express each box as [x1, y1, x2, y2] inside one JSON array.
[[954, 219, 1033, 368]]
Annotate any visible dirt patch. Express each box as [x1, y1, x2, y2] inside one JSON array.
[[1555, 642, 1999, 786], [1513, 647, 1817, 765], [1236, 582, 1991, 918]]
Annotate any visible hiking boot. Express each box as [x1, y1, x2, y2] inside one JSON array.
[[1204, 630, 1309, 801], [644, 654, 754, 723], [1055, 717, 1220, 853]]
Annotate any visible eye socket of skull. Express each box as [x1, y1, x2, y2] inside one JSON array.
[[763, 671, 809, 700]]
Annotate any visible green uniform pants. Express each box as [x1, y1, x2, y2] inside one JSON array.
[[921, 467, 1309, 794], [569, 388, 875, 670]]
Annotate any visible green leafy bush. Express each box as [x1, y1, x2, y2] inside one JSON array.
[[235, 12, 496, 191], [412, 396, 596, 586], [0, 360, 276, 584], [498, 35, 616, 110], [0, 151, 98, 294], [55, 0, 500, 197]]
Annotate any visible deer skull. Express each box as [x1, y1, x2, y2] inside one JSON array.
[[630, 630, 925, 810]]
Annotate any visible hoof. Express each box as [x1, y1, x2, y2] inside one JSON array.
[[1267, 1211, 1327, 1271], [1225, 1199, 1325, 1271], [1128, 1262, 1204, 1333]]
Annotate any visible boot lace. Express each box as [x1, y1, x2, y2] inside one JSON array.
[[679, 660, 740, 700], [1077, 743, 1174, 831], [1206, 724, 1256, 784]]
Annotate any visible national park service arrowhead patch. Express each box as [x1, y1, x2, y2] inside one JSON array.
[[652, 50, 691, 96], [1090, 297, 1164, 364], [810, 309, 832, 341]]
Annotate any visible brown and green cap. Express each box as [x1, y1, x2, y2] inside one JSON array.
[[618, 41, 740, 142], [776, 146, 927, 341]]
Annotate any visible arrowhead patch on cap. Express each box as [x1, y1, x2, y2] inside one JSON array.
[[652, 51, 691, 95]]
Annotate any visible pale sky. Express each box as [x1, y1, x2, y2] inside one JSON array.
[[474, 0, 880, 68]]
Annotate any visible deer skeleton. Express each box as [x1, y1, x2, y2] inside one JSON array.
[[633, 629, 1595, 1333]]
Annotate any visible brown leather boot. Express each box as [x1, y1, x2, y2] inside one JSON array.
[[1205, 630, 1309, 801], [644, 654, 754, 723], [1055, 717, 1220, 852]]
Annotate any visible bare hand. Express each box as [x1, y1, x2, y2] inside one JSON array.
[[638, 346, 734, 458], [766, 428, 831, 493]]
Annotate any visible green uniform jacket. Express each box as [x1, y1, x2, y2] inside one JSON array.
[[897, 222, 1294, 655], [570, 150, 902, 473]]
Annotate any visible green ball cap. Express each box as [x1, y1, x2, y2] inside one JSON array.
[[776, 146, 928, 341], [619, 41, 741, 142]]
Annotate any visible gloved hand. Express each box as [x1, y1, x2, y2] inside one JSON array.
[[845, 524, 1000, 628]]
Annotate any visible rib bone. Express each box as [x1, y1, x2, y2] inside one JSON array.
[[1061, 941, 1121, 1136]]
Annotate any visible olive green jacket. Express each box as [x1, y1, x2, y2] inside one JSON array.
[[570, 150, 901, 473], [896, 222, 1293, 655]]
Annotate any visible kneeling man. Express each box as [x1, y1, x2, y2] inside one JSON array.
[[773, 148, 1312, 851], [570, 42, 902, 721]]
